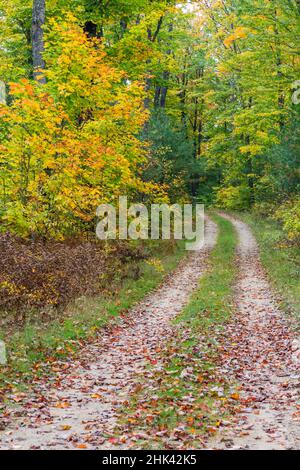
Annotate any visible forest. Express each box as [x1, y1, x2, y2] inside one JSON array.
[[0, 0, 299, 453], [0, 0, 299, 239]]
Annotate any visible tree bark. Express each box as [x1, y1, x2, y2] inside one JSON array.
[[32, 0, 46, 83], [154, 86, 161, 108], [0, 81, 6, 105], [160, 71, 170, 108], [144, 16, 164, 112], [84, 21, 98, 38]]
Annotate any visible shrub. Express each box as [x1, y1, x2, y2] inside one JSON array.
[[0, 233, 147, 318], [274, 198, 300, 244], [215, 185, 251, 210], [252, 201, 277, 218]]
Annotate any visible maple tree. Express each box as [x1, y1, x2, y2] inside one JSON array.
[[0, 0, 299, 240], [0, 13, 154, 238]]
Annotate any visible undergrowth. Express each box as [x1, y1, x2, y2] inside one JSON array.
[[0, 239, 186, 400]]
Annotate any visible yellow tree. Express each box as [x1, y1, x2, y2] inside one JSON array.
[[0, 16, 160, 239]]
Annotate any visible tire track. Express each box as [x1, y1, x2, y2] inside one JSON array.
[[211, 214, 300, 450], [0, 218, 218, 450]]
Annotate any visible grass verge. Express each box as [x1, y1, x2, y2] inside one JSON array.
[[240, 213, 300, 323], [117, 214, 239, 449], [0, 240, 186, 401]]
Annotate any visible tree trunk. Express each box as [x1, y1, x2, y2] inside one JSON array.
[[144, 16, 164, 112], [32, 0, 46, 83], [274, 9, 285, 130], [160, 71, 170, 108], [0, 81, 6, 105], [154, 86, 161, 108], [84, 21, 97, 38]]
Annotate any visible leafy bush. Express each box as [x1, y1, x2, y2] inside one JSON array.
[[0, 233, 147, 317], [252, 201, 277, 218], [274, 198, 300, 243], [215, 185, 251, 210]]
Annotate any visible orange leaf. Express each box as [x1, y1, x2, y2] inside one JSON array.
[[60, 425, 72, 431], [76, 444, 87, 449], [54, 401, 71, 409], [91, 393, 102, 399], [230, 393, 240, 400]]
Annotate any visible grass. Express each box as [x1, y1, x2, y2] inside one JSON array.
[[240, 213, 300, 323], [177, 214, 237, 327], [0, 239, 186, 398], [119, 214, 239, 449]]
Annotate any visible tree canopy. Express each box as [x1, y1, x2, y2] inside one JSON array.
[[0, 0, 299, 240]]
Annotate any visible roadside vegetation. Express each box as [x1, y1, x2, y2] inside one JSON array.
[[0, 239, 186, 400], [241, 214, 300, 323]]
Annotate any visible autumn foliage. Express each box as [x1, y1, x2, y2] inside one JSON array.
[[0, 232, 148, 316], [0, 0, 299, 318], [0, 17, 153, 239]]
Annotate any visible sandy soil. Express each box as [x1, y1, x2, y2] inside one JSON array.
[[210, 214, 300, 450]]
